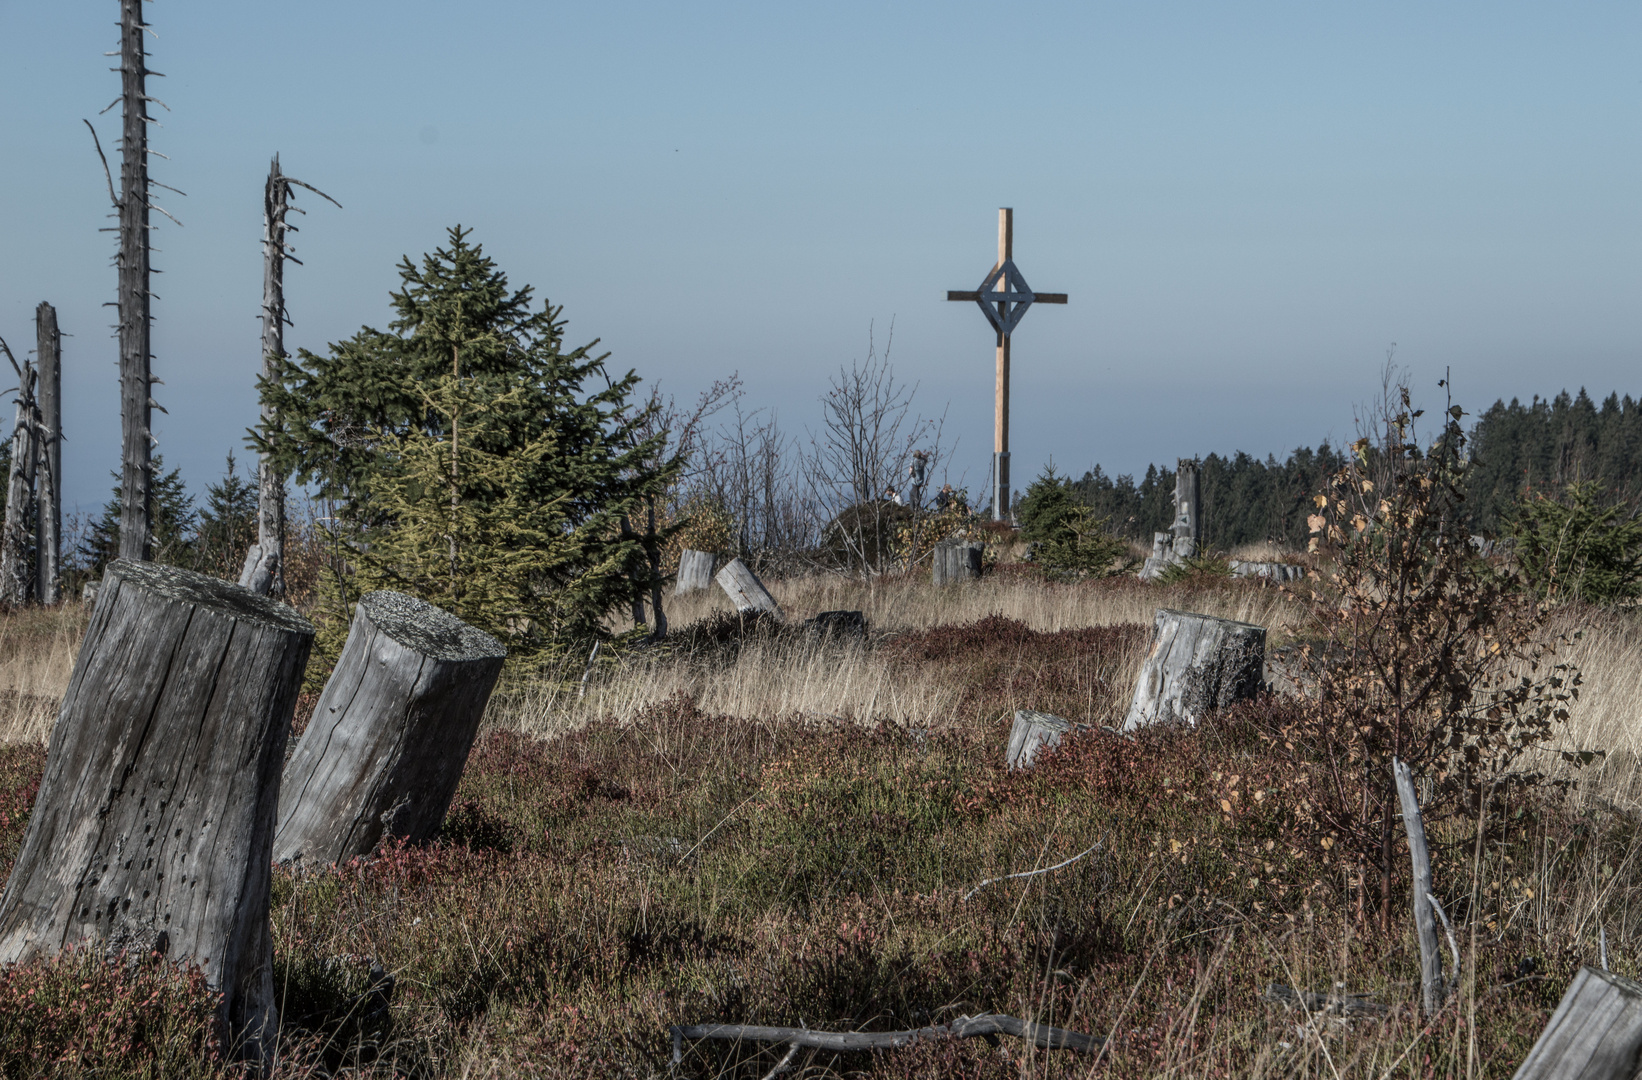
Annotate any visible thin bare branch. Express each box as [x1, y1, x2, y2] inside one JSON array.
[[83, 120, 119, 208]]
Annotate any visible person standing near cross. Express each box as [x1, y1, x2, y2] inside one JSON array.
[[947, 208, 1067, 522]]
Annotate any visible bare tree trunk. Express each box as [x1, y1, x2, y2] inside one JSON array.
[[117, 0, 152, 562], [644, 496, 667, 639], [241, 156, 287, 595], [1, 365, 37, 607], [34, 303, 60, 605]]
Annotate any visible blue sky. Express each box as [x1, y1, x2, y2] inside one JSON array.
[[2, 2, 1639, 515]]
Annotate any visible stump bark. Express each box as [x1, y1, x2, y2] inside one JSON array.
[[1006, 710, 1079, 769], [275, 591, 506, 869], [932, 540, 983, 586], [1512, 966, 1642, 1080], [675, 549, 716, 595], [715, 558, 783, 620], [1121, 609, 1266, 732], [0, 560, 313, 1057], [1229, 560, 1304, 583]]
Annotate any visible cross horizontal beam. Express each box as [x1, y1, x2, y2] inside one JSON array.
[[947, 290, 1067, 304]]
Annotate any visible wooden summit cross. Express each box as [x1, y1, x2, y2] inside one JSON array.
[[947, 208, 1066, 521]]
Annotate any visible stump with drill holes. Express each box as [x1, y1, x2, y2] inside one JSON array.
[[0, 560, 314, 1058]]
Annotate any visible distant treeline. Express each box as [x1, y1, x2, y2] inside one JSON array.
[[1061, 387, 1642, 552], [1066, 445, 1347, 551], [1466, 389, 1642, 534]]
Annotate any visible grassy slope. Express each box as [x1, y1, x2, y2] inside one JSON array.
[[0, 579, 1634, 1077]]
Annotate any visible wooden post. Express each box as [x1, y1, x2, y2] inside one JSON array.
[[117, 0, 152, 562], [715, 557, 783, 620], [1393, 757, 1447, 1017], [34, 303, 60, 605], [675, 549, 715, 595], [1511, 967, 1642, 1080], [1121, 609, 1266, 731], [1, 362, 36, 607], [275, 591, 506, 868], [0, 560, 314, 1057]]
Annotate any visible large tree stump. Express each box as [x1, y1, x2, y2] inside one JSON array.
[[932, 540, 984, 586], [1512, 967, 1642, 1080], [1121, 609, 1266, 732], [675, 549, 716, 595], [275, 591, 506, 869], [715, 558, 784, 621], [0, 560, 313, 1057]]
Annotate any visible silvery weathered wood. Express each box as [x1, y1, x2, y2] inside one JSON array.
[[715, 557, 783, 621], [0, 560, 313, 1057], [1, 361, 36, 607], [932, 540, 983, 586], [1229, 560, 1305, 583], [1007, 710, 1077, 769], [1511, 967, 1642, 1080], [1122, 609, 1266, 732], [1172, 458, 1201, 547], [675, 549, 716, 595], [275, 591, 506, 868], [34, 303, 60, 605], [1394, 757, 1447, 1017], [117, 0, 154, 562], [1138, 532, 1177, 581]]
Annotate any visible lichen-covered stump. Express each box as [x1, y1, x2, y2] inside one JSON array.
[[0, 560, 313, 1057], [275, 591, 506, 869], [1121, 609, 1266, 732], [1512, 966, 1642, 1080]]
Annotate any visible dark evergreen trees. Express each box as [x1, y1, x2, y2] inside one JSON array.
[[254, 226, 677, 653], [82, 454, 195, 575], [195, 452, 258, 579]]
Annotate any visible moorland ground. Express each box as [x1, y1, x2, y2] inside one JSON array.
[[1, 568, 1640, 1077]]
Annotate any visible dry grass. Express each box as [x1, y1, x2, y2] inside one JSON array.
[[0, 604, 85, 746]]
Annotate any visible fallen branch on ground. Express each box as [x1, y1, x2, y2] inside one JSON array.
[[1263, 983, 1390, 1018], [961, 839, 1104, 902], [669, 1012, 1101, 1063]]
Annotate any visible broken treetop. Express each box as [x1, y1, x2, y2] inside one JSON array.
[[106, 559, 313, 635], [358, 590, 507, 662]]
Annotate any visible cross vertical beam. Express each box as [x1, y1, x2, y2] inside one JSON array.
[[946, 207, 1067, 523], [994, 208, 1012, 522]]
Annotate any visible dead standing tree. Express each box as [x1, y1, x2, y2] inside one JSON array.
[[0, 338, 37, 606], [35, 304, 62, 604], [240, 155, 339, 596], [86, 0, 183, 563]]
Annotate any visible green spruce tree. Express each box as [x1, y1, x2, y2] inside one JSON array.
[[195, 452, 259, 579], [255, 226, 678, 656], [82, 454, 196, 574]]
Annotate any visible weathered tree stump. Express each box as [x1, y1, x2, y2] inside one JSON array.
[[675, 549, 716, 595], [0, 560, 313, 1056], [715, 558, 783, 621], [1006, 710, 1079, 769], [1512, 966, 1642, 1080], [932, 540, 984, 586], [275, 591, 506, 869], [1229, 560, 1304, 583], [1121, 609, 1266, 732]]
